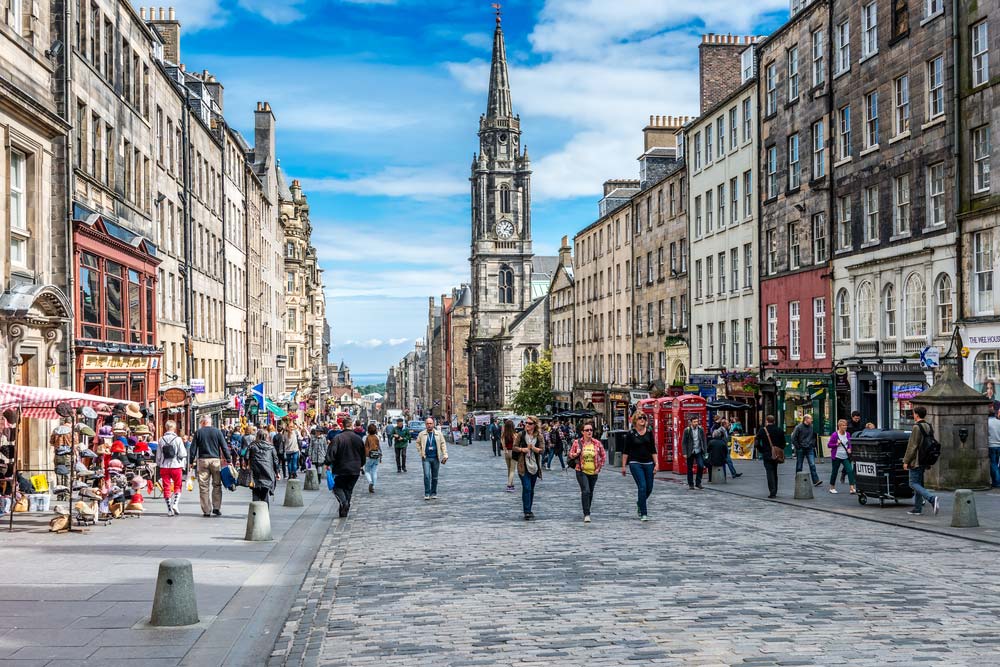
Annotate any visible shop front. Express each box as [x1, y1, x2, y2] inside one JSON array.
[[608, 391, 630, 430], [774, 373, 835, 443], [685, 374, 719, 401], [961, 325, 1000, 408], [721, 372, 760, 434], [551, 391, 572, 413], [158, 386, 191, 435], [846, 361, 932, 430]]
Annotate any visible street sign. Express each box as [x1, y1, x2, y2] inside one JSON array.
[[221, 408, 240, 419], [191, 378, 206, 394], [920, 346, 940, 368]]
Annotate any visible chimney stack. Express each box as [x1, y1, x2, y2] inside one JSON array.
[[698, 34, 759, 113], [642, 114, 691, 152], [147, 6, 182, 65], [559, 236, 572, 268], [254, 100, 276, 173]]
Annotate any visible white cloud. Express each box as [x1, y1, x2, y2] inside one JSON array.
[[300, 167, 467, 200], [461, 32, 492, 50], [388, 338, 410, 346], [142, 1, 226, 31]]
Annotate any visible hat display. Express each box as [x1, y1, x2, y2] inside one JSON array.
[[107, 459, 123, 470], [54, 445, 71, 456], [48, 515, 69, 532], [133, 441, 150, 453], [112, 422, 127, 434], [78, 448, 98, 459], [110, 441, 126, 453], [94, 442, 111, 455], [54, 464, 70, 476], [75, 424, 96, 437], [53, 425, 71, 436], [132, 424, 151, 436], [78, 405, 98, 420], [98, 425, 113, 437], [125, 402, 142, 420], [53, 403, 73, 419]]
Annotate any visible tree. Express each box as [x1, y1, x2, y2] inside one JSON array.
[[511, 350, 553, 415]]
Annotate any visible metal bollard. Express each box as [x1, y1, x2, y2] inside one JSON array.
[[150, 559, 199, 627], [793, 472, 814, 499], [303, 467, 319, 491], [244, 501, 273, 541], [283, 478, 304, 507], [951, 489, 979, 528]]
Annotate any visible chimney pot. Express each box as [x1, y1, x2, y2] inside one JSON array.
[[649, 115, 654, 125], [168, 7, 175, 20], [140, 7, 146, 19], [159, 7, 165, 19]]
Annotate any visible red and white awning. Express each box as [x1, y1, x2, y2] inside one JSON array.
[[0, 383, 130, 420]]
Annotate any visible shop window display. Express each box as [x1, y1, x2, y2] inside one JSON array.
[[890, 381, 925, 429]]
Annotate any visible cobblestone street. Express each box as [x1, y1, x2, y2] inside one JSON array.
[[272, 441, 1000, 666]]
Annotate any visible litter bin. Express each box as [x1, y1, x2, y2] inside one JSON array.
[[851, 429, 913, 507]]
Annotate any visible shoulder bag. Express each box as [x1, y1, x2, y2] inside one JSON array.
[[566, 439, 581, 468], [764, 428, 785, 464]]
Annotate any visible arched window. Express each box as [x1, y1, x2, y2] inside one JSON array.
[[935, 273, 954, 336], [904, 273, 927, 338], [522, 348, 538, 368], [856, 281, 875, 339], [498, 265, 514, 304], [675, 363, 687, 384], [499, 184, 511, 214], [836, 289, 851, 341], [883, 284, 896, 339]]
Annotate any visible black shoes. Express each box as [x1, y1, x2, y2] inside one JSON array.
[[733, 473, 743, 478], [212, 509, 221, 516], [523, 512, 535, 521], [338, 503, 350, 518], [368, 483, 374, 494]]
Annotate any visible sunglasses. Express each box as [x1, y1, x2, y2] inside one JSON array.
[[583, 427, 593, 432], [637, 416, 647, 420]]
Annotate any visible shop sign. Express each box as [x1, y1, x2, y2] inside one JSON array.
[[221, 408, 240, 419], [834, 366, 850, 390], [966, 334, 1000, 349], [629, 391, 649, 403], [591, 391, 606, 404], [191, 378, 206, 394], [107, 373, 128, 382], [891, 383, 924, 401], [275, 354, 287, 368], [920, 346, 940, 369], [608, 392, 629, 402], [162, 387, 188, 405], [80, 354, 150, 370], [683, 384, 699, 393], [83, 373, 104, 383]]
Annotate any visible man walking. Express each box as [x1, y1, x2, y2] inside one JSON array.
[[156, 420, 187, 516], [681, 416, 706, 490], [416, 417, 448, 500], [989, 408, 1000, 488], [792, 414, 822, 487], [489, 418, 501, 456], [846, 411, 865, 436], [755, 415, 785, 498], [391, 417, 409, 472], [190, 415, 230, 517], [904, 406, 940, 515], [325, 424, 365, 518]]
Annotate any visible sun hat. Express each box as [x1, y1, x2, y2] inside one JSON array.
[[125, 403, 142, 420]]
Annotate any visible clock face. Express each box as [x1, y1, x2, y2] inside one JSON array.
[[498, 133, 508, 143], [495, 220, 515, 239]]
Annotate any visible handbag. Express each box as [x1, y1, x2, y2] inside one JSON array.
[[237, 467, 254, 489], [524, 450, 539, 475], [764, 428, 785, 464], [220, 464, 238, 491], [566, 439, 581, 468]]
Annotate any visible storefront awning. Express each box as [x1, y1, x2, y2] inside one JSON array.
[[0, 382, 129, 420]]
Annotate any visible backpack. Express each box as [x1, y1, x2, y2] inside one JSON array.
[[917, 422, 941, 468], [160, 433, 179, 460]]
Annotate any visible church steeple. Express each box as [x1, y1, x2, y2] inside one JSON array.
[[486, 9, 513, 120]]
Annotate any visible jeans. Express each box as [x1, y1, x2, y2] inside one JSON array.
[[395, 447, 407, 472], [686, 453, 705, 488], [829, 457, 856, 487], [795, 447, 819, 484], [492, 438, 501, 456], [551, 451, 566, 469], [725, 449, 738, 476], [286, 452, 300, 478], [422, 457, 440, 496], [333, 473, 360, 514], [629, 461, 654, 516], [364, 459, 379, 487], [519, 472, 538, 513], [990, 447, 1000, 487], [908, 468, 936, 512], [575, 471, 598, 516], [277, 453, 287, 477], [762, 459, 779, 497], [544, 448, 555, 468]]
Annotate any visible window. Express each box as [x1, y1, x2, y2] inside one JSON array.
[[836, 289, 851, 341], [767, 304, 778, 361], [893, 174, 910, 235], [729, 107, 738, 150], [697, 325, 704, 366], [670, 243, 677, 273], [720, 321, 727, 366], [974, 231, 994, 315], [813, 298, 826, 358], [706, 189, 714, 232], [973, 126, 991, 193], [787, 45, 799, 101], [636, 258, 643, 288], [694, 132, 702, 170], [766, 229, 776, 275], [717, 117, 725, 157], [927, 56, 944, 118], [670, 297, 678, 329], [499, 184, 511, 213], [730, 177, 739, 224], [706, 256, 714, 297], [926, 0, 942, 17], [286, 270, 295, 292], [9, 150, 27, 268], [836, 196, 852, 250], [863, 185, 879, 243], [788, 222, 800, 269], [731, 320, 740, 367], [741, 47, 754, 82], [730, 247, 739, 293], [884, 284, 897, 338], [287, 308, 297, 330], [857, 281, 876, 339], [694, 195, 702, 237], [927, 162, 945, 225], [717, 184, 725, 228], [765, 62, 777, 115], [813, 213, 828, 263], [812, 29, 825, 87], [77, 254, 155, 345], [657, 246, 664, 281], [838, 105, 852, 159], [812, 120, 825, 178], [681, 294, 688, 327], [903, 273, 926, 338], [893, 75, 910, 136], [935, 273, 953, 335], [742, 97, 752, 143], [745, 319, 753, 365], [498, 265, 514, 304], [718, 251, 726, 294], [695, 260, 703, 298], [744, 243, 753, 288], [862, 2, 878, 57], [892, 0, 910, 38], [972, 20, 989, 87], [864, 91, 879, 149], [705, 126, 713, 165], [788, 134, 801, 189], [708, 323, 715, 365], [835, 21, 850, 73], [743, 170, 753, 218], [647, 303, 654, 335], [647, 250, 654, 284], [766, 146, 778, 198]]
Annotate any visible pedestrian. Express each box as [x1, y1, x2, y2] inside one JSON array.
[[248, 428, 279, 505], [567, 420, 606, 523], [514, 416, 544, 520], [621, 411, 656, 521], [713, 418, 741, 479], [271, 425, 286, 480], [415, 417, 448, 500], [681, 416, 707, 490], [903, 406, 940, 516], [364, 423, 382, 494], [755, 415, 785, 498], [541, 422, 554, 470], [285, 424, 300, 479], [325, 422, 365, 518], [827, 419, 857, 494], [548, 419, 565, 470], [846, 411, 865, 436], [190, 415, 229, 517], [989, 408, 1000, 488], [792, 414, 822, 487], [391, 417, 409, 472], [729, 418, 744, 436], [489, 418, 501, 457], [500, 419, 518, 492], [155, 420, 187, 516]]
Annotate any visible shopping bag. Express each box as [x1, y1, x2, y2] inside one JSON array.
[[186, 473, 194, 492], [220, 464, 238, 491], [326, 469, 335, 491], [29, 474, 49, 493]]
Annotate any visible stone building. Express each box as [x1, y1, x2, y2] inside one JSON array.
[[548, 238, 575, 412], [0, 0, 72, 468], [426, 295, 446, 420], [444, 285, 472, 423], [221, 125, 249, 402]]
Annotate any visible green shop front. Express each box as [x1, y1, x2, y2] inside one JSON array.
[[774, 373, 835, 445]]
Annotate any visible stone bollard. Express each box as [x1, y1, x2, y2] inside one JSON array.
[[244, 501, 273, 541], [283, 478, 304, 507], [150, 559, 199, 627], [951, 489, 979, 528], [303, 467, 319, 491], [708, 467, 727, 484], [613, 451, 622, 467], [793, 472, 814, 500]]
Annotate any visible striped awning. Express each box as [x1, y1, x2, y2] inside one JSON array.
[[0, 382, 130, 420]]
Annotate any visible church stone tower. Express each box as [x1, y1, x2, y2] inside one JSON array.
[[467, 11, 534, 409]]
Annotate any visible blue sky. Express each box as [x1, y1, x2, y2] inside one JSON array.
[[162, 0, 789, 374]]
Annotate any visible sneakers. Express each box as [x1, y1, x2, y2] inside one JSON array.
[[583, 515, 591, 523], [933, 496, 940, 515], [505, 485, 515, 492], [430, 494, 437, 500], [907, 509, 922, 515], [424, 495, 430, 501], [640, 515, 649, 522], [688, 485, 695, 491], [814, 480, 823, 487], [524, 513, 531, 521], [695, 485, 704, 490], [829, 488, 838, 494]]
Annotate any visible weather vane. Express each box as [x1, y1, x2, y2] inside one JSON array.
[[492, 2, 502, 25]]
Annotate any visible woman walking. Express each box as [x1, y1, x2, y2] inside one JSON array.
[[827, 419, 857, 494], [285, 425, 301, 479], [364, 423, 382, 493], [622, 412, 656, 521], [248, 429, 279, 505], [567, 420, 607, 523], [514, 416, 544, 520], [501, 419, 518, 492]]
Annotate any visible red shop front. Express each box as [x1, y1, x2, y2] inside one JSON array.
[[73, 212, 161, 424]]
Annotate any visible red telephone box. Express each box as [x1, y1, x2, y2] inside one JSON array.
[[637, 398, 673, 470], [671, 394, 708, 475]]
